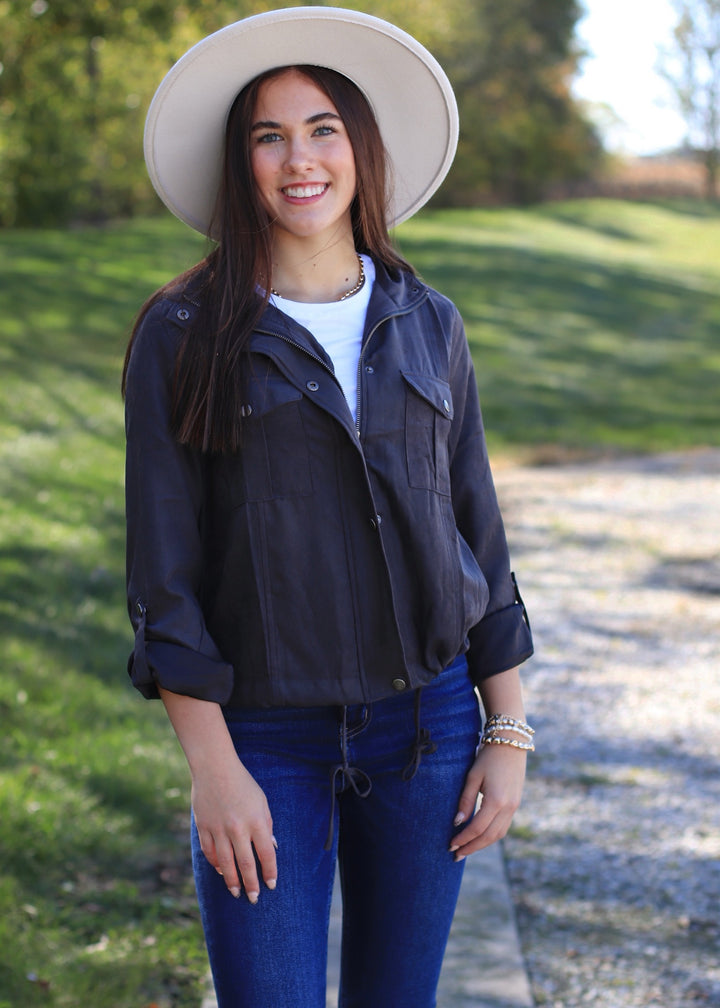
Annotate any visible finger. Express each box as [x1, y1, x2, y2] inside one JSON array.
[[198, 829, 222, 875], [451, 803, 514, 859], [451, 800, 494, 852], [234, 844, 262, 904], [254, 831, 278, 891], [453, 768, 485, 829], [213, 838, 243, 899]]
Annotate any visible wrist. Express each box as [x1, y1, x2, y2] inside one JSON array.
[[481, 713, 535, 752]]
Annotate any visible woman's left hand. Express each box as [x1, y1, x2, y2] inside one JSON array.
[[449, 743, 527, 860]]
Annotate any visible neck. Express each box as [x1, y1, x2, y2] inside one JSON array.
[[268, 236, 362, 304]]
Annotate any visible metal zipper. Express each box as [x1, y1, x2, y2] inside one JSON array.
[[267, 329, 337, 378], [353, 291, 428, 436]]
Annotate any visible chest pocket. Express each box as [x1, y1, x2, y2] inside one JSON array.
[[226, 377, 313, 505], [402, 372, 453, 496]]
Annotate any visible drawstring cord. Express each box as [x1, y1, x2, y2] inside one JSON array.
[[401, 687, 437, 781], [325, 705, 372, 850], [324, 688, 438, 849]]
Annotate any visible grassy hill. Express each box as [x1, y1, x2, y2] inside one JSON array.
[[0, 200, 718, 1007], [400, 199, 720, 458]]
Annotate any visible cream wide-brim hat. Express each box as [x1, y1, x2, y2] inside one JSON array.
[[143, 6, 459, 238]]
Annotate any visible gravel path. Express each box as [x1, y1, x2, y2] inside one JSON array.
[[494, 450, 720, 1008]]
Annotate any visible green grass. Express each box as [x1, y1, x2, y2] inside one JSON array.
[[0, 220, 209, 1007], [397, 199, 720, 456], [0, 200, 718, 1006]]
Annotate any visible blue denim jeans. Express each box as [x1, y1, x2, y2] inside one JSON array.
[[191, 656, 481, 1008]]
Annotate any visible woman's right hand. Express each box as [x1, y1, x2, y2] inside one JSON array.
[[191, 758, 277, 904], [158, 687, 277, 903]]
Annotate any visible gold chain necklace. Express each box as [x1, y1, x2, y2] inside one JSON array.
[[270, 253, 365, 302]]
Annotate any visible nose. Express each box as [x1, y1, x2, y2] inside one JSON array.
[[284, 135, 314, 173]]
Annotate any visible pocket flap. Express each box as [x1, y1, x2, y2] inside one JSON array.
[[402, 372, 454, 420], [243, 377, 303, 418]]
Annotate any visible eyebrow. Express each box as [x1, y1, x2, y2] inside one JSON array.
[[250, 112, 342, 131]]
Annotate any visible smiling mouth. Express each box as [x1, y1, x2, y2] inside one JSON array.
[[282, 183, 329, 199]]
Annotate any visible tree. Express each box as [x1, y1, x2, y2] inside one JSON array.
[[341, 0, 601, 205], [429, 0, 602, 204], [0, 0, 599, 225], [660, 0, 720, 199], [0, 0, 252, 226]]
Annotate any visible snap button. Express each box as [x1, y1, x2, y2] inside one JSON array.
[[240, 404, 253, 417], [443, 399, 451, 413], [306, 380, 319, 392], [392, 678, 407, 692], [365, 365, 374, 374], [135, 600, 145, 617], [176, 308, 190, 321]]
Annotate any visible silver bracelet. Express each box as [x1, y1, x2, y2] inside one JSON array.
[[485, 713, 535, 737], [480, 732, 535, 752]]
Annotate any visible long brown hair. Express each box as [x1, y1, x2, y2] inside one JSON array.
[[122, 64, 414, 454]]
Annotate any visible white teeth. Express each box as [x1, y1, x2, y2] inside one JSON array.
[[283, 184, 327, 198]]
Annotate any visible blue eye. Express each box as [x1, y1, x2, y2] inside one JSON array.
[[314, 125, 336, 136], [256, 132, 282, 144]]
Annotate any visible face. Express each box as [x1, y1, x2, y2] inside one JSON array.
[[250, 69, 357, 247]]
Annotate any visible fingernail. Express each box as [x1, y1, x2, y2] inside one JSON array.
[[266, 878, 277, 891], [272, 835, 279, 850], [449, 844, 459, 853], [454, 853, 466, 863], [229, 886, 241, 899], [453, 812, 466, 827], [247, 891, 259, 905]]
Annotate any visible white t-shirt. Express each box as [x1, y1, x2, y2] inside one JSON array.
[[269, 255, 375, 421]]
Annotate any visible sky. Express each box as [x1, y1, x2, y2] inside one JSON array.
[[572, 0, 688, 155]]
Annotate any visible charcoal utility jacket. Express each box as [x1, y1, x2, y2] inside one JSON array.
[[125, 260, 533, 709]]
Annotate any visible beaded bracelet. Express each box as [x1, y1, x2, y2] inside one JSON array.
[[481, 713, 536, 752], [485, 728, 533, 746], [480, 732, 535, 751], [485, 714, 535, 737]]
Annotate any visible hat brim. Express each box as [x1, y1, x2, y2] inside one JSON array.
[[144, 6, 458, 238]]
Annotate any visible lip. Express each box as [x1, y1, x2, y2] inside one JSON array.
[[281, 182, 329, 203]]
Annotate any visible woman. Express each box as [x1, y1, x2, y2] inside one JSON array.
[[124, 8, 534, 1008]]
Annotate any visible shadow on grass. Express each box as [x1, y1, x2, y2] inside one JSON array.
[[4, 211, 720, 455], [0, 542, 127, 684], [538, 196, 720, 229], [403, 235, 719, 452], [637, 196, 720, 219], [0, 218, 207, 412]]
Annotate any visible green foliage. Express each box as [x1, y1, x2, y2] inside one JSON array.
[[0, 199, 718, 1002], [435, 0, 602, 204], [0, 0, 598, 226], [0, 0, 256, 226], [1, 0, 168, 225]]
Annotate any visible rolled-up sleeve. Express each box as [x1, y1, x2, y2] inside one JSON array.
[[447, 311, 534, 684], [124, 301, 234, 703]]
